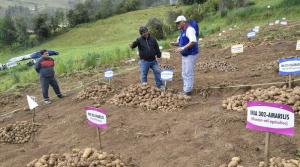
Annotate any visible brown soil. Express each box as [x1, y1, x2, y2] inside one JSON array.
[[0, 24, 300, 167]]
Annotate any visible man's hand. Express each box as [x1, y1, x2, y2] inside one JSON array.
[[129, 43, 133, 48], [156, 57, 161, 63]]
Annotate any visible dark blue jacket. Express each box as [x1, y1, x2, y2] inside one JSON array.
[[131, 35, 161, 61], [35, 57, 55, 78]]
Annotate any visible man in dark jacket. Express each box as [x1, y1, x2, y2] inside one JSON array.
[[35, 49, 63, 104], [130, 26, 164, 89]]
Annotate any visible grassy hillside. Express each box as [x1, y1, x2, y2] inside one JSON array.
[[0, 0, 300, 92], [0, 5, 181, 91], [199, 0, 300, 36]]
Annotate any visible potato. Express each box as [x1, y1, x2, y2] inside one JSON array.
[[82, 148, 93, 158], [231, 157, 240, 163], [228, 160, 238, 167]]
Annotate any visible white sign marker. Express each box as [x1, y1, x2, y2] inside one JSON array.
[[27, 95, 38, 110], [161, 52, 171, 59], [231, 44, 244, 54], [296, 40, 300, 50], [280, 21, 288, 25], [161, 70, 174, 81], [104, 69, 113, 79], [247, 31, 256, 38]]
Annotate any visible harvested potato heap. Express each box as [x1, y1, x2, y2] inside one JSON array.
[[222, 86, 300, 113], [27, 148, 129, 167], [0, 121, 38, 144], [251, 61, 278, 71], [219, 157, 243, 167], [109, 84, 191, 112], [75, 84, 114, 101], [196, 60, 238, 72], [221, 157, 300, 167], [160, 64, 175, 70], [259, 157, 300, 167]]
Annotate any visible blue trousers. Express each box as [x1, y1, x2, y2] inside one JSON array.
[[40, 77, 61, 100], [139, 60, 163, 87]]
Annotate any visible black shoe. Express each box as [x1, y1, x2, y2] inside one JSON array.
[[57, 94, 64, 98], [184, 91, 192, 96]]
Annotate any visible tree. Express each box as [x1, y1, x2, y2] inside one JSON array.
[[146, 17, 164, 40], [0, 14, 17, 45], [66, 3, 89, 27], [15, 17, 29, 46], [118, 0, 140, 13], [99, 0, 113, 18], [33, 14, 51, 40], [181, 0, 207, 4]]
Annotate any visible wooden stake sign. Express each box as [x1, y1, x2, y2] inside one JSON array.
[[162, 52, 171, 59], [247, 31, 256, 39], [247, 101, 294, 166], [296, 40, 300, 51], [26, 95, 38, 123], [84, 107, 107, 149], [231, 44, 244, 54], [104, 69, 113, 85], [278, 58, 300, 88], [161, 70, 174, 90]]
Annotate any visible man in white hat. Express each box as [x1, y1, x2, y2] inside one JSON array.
[[171, 15, 199, 96]]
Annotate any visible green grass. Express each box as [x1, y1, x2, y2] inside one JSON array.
[[199, 0, 300, 36]]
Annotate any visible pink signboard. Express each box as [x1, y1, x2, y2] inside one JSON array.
[[84, 107, 107, 129], [246, 101, 294, 136]]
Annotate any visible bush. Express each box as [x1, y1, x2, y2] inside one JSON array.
[[146, 17, 164, 40], [184, 0, 218, 21], [166, 10, 183, 33]]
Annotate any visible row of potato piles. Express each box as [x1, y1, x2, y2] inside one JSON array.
[[220, 157, 300, 167], [27, 148, 129, 167], [196, 60, 238, 73], [222, 86, 300, 113], [0, 121, 37, 144], [108, 84, 191, 112]]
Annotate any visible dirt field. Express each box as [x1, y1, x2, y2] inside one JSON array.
[[0, 24, 300, 167]]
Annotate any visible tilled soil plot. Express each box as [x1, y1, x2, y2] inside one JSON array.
[[0, 36, 300, 167]]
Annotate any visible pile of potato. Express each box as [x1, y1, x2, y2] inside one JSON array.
[[220, 157, 300, 167], [219, 157, 243, 167], [0, 121, 38, 144], [251, 61, 278, 72], [75, 84, 114, 101], [27, 148, 129, 167], [222, 86, 300, 113], [0, 92, 22, 107], [259, 157, 300, 167], [196, 60, 238, 72], [160, 64, 175, 70], [109, 84, 191, 112]]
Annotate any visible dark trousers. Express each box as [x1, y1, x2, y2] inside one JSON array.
[[40, 77, 61, 100]]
